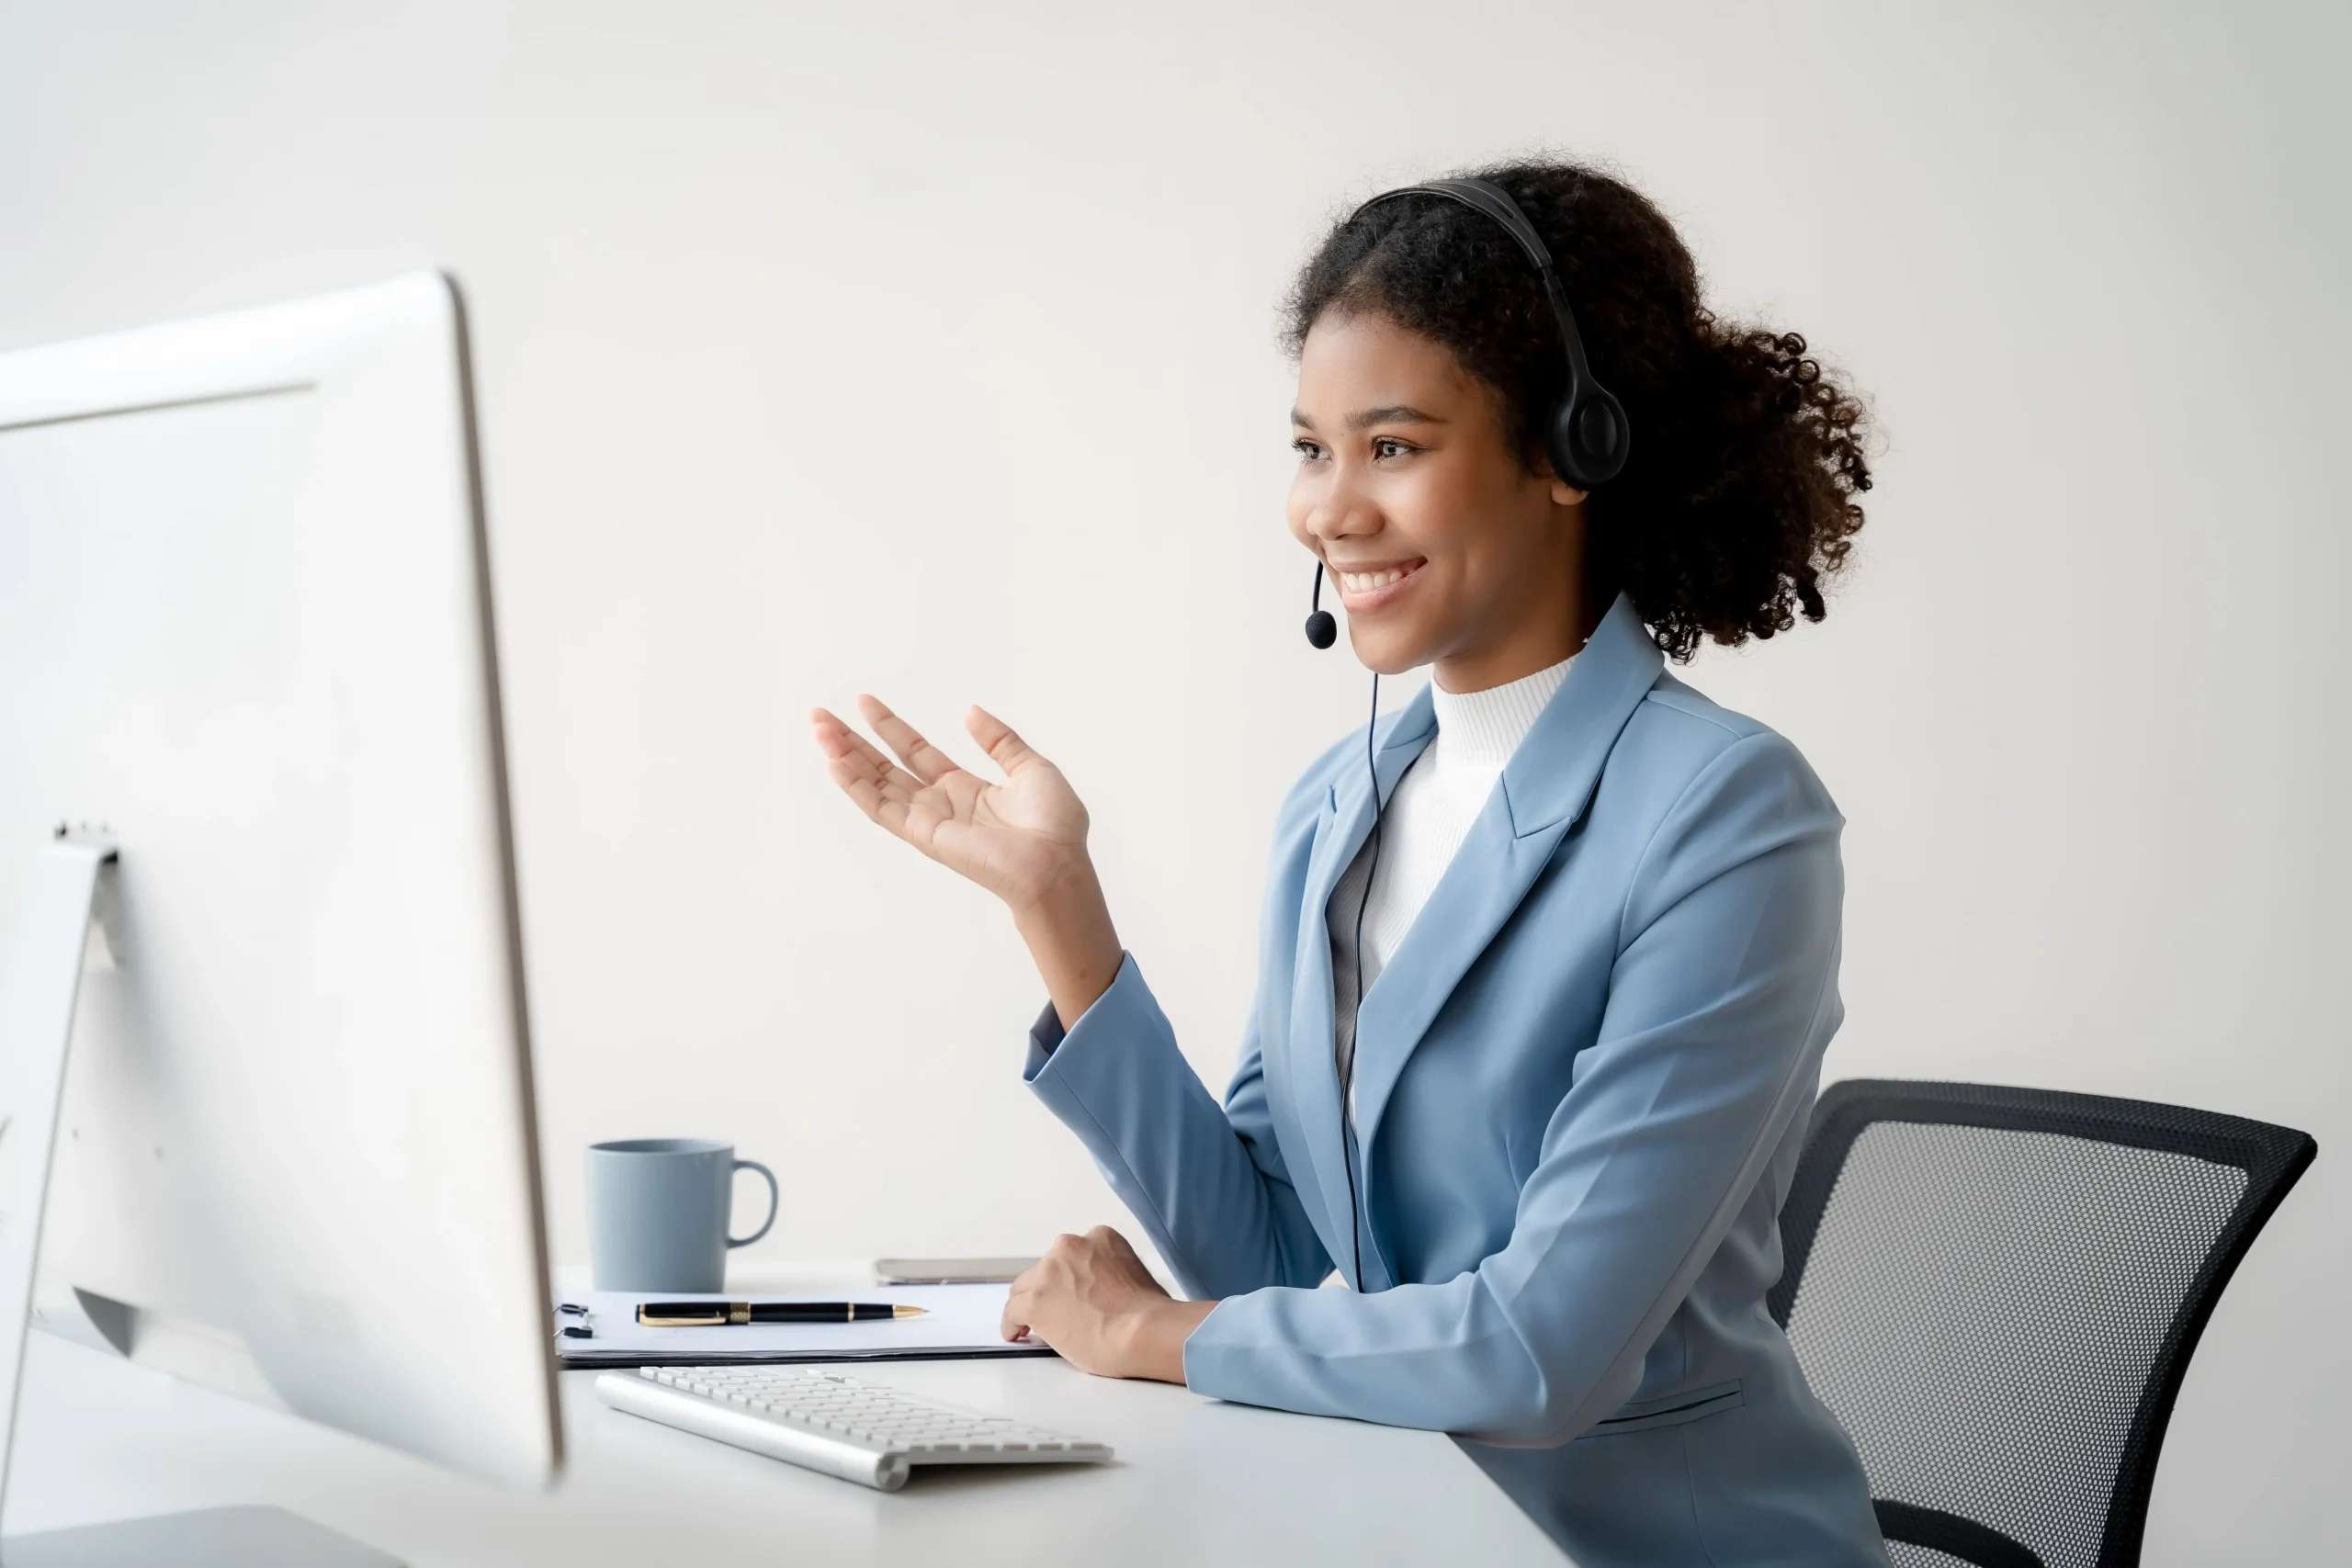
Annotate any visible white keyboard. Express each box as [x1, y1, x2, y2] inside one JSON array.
[[594, 1364, 1114, 1492]]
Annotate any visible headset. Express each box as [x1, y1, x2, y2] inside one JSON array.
[[1303, 177, 1629, 1292], [1301, 176, 1629, 653], [1373, 178, 1629, 485]]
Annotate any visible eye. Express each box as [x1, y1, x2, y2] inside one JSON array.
[[1372, 436, 1417, 460], [1292, 437, 1326, 463]]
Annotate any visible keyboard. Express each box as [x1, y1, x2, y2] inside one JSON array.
[[593, 1364, 1114, 1492]]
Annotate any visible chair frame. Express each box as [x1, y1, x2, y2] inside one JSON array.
[[1769, 1079, 2315, 1568]]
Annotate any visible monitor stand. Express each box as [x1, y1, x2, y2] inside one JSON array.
[[0, 837, 401, 1568]]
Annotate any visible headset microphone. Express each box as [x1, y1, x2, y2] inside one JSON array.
[[1304, 561, 1339, 649]]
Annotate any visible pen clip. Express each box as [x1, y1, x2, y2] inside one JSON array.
[[636, 1306, 729, 1327]]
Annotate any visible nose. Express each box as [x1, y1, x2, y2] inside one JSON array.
[[1297, 462, 1383, 547]]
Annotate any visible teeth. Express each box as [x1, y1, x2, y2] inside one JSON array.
[[1341, 569, 1408, 592]]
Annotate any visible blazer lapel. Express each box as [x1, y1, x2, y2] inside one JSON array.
[[1349, 593, 1666, 1164], [1281, 687, 1435, 1277]]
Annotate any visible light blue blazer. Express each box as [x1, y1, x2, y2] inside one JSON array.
[[1023, 592, 1887, 1565]]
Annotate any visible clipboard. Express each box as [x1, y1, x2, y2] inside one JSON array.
[[552, 1282, 1056, 1368]]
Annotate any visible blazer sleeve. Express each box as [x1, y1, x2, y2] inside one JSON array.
[[1023, 953, 1334, 1297], [1180, 729, 1844, 1446]]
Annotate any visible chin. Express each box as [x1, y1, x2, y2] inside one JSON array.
[[1345, 632, 1431, 679]]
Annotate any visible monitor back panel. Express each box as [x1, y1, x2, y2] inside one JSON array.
[[0, 274, 560, 1487]]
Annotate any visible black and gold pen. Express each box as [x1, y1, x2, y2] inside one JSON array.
[[636, 1301, 929, 1326]]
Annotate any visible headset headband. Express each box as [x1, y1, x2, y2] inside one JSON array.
[[1347, 177, 1628, 488]]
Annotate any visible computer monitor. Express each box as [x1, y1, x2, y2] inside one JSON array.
[[0, 275, 562, 1544]]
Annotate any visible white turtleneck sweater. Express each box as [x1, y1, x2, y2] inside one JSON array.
[[1328, 655, 1574, 1122]]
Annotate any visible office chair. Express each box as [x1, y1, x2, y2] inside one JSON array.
[[1768, 1079, 2315, 1568]]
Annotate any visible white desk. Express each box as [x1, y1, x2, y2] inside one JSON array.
[[5, 1331, 1566, 1565]]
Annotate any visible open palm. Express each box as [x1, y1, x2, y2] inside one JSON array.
[[808, 695, 1090, 912]]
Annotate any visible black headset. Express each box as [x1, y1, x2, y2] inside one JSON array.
[[1301, 178, 1627, 1291], [1302, 177, 1628, 652]]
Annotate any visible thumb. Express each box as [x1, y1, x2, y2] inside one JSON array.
[[966, 705, 1042, 774]]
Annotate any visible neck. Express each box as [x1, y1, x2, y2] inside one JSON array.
[[1430, 510, 1600, 692], [1433, 593, 1597, 694]]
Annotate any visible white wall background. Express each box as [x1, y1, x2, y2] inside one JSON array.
[[3, 1, 2343, 1558]]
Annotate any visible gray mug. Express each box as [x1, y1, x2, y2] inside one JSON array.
[[585, 1138, 778, 1292]]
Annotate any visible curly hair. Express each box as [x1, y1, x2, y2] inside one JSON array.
[[1283, 159, 1871, 661]]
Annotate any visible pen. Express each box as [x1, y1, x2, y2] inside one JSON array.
[[636, 1301, 929, 1326]]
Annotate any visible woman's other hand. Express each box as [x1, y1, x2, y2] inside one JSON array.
[[809, 695, 1123, 1027], [1000, 1226, 1217, 1383]]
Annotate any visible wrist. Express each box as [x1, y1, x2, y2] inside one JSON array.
[[1012, 864, 1124, 1029], [1123, 1297, 1216, 1384], [1009, 857, 1106, 939]]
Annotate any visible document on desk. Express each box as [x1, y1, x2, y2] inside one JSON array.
[[553, 1284, 1055, 1367]]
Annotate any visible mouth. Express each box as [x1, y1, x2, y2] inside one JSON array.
[[1329, 557, 1428, 613]]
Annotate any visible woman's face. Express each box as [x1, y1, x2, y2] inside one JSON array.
[[1287, 310, 1589, 688]]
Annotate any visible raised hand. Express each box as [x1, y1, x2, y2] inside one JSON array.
[[808, 695, 1087, 909], [809, 695, 1124, 1026]]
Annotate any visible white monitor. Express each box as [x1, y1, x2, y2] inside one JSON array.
[[0, 274, 562, 1535]]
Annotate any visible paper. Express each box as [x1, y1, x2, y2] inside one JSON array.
[[552, 1283, 1053, 1367]]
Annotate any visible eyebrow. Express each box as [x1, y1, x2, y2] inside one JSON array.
[[1290, 404, 1449, 431]]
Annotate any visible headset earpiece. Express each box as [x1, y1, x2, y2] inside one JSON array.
[[1551, 386, 1629, 491]]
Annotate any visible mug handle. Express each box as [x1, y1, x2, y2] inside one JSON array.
[[727, 1158, 779, 1248]]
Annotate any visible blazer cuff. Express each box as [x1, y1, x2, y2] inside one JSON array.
[[1181, 1295, 1250, 1397], [1022, 1001, 1068, 1078], [1021, 951, 1154, 1093]]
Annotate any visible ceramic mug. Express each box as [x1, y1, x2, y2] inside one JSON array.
[[584, 1138, 777, 1292]]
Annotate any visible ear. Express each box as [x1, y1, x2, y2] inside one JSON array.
[[1532, 452, 1588, 509]]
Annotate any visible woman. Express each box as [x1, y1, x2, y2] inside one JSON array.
[[810, 159, 1883, 1564]]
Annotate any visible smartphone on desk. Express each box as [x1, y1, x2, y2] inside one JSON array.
[[874, 1257, 1038, 1285]]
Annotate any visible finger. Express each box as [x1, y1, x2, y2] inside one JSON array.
[[810, 711, 925, 831], [965, 705, 1044, 776], [826, 755, 919, 838], [857, 694, 965, 786], [808, 705, 864, 758], [1001, 1285, 1033, 1342], [810, 708, 922, 789]]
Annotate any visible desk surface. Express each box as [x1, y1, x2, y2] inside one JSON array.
[[6, 1331, 1565, 1565]]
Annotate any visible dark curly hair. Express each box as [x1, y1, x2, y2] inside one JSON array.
[[1283, 158, 1871, 661]]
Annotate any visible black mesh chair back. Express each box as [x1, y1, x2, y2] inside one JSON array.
[[1770, 1080, 2314, 1568]]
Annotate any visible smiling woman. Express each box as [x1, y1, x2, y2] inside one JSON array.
[[810, 157, 1887, 1566], [1287, 317, 1592, 689]]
